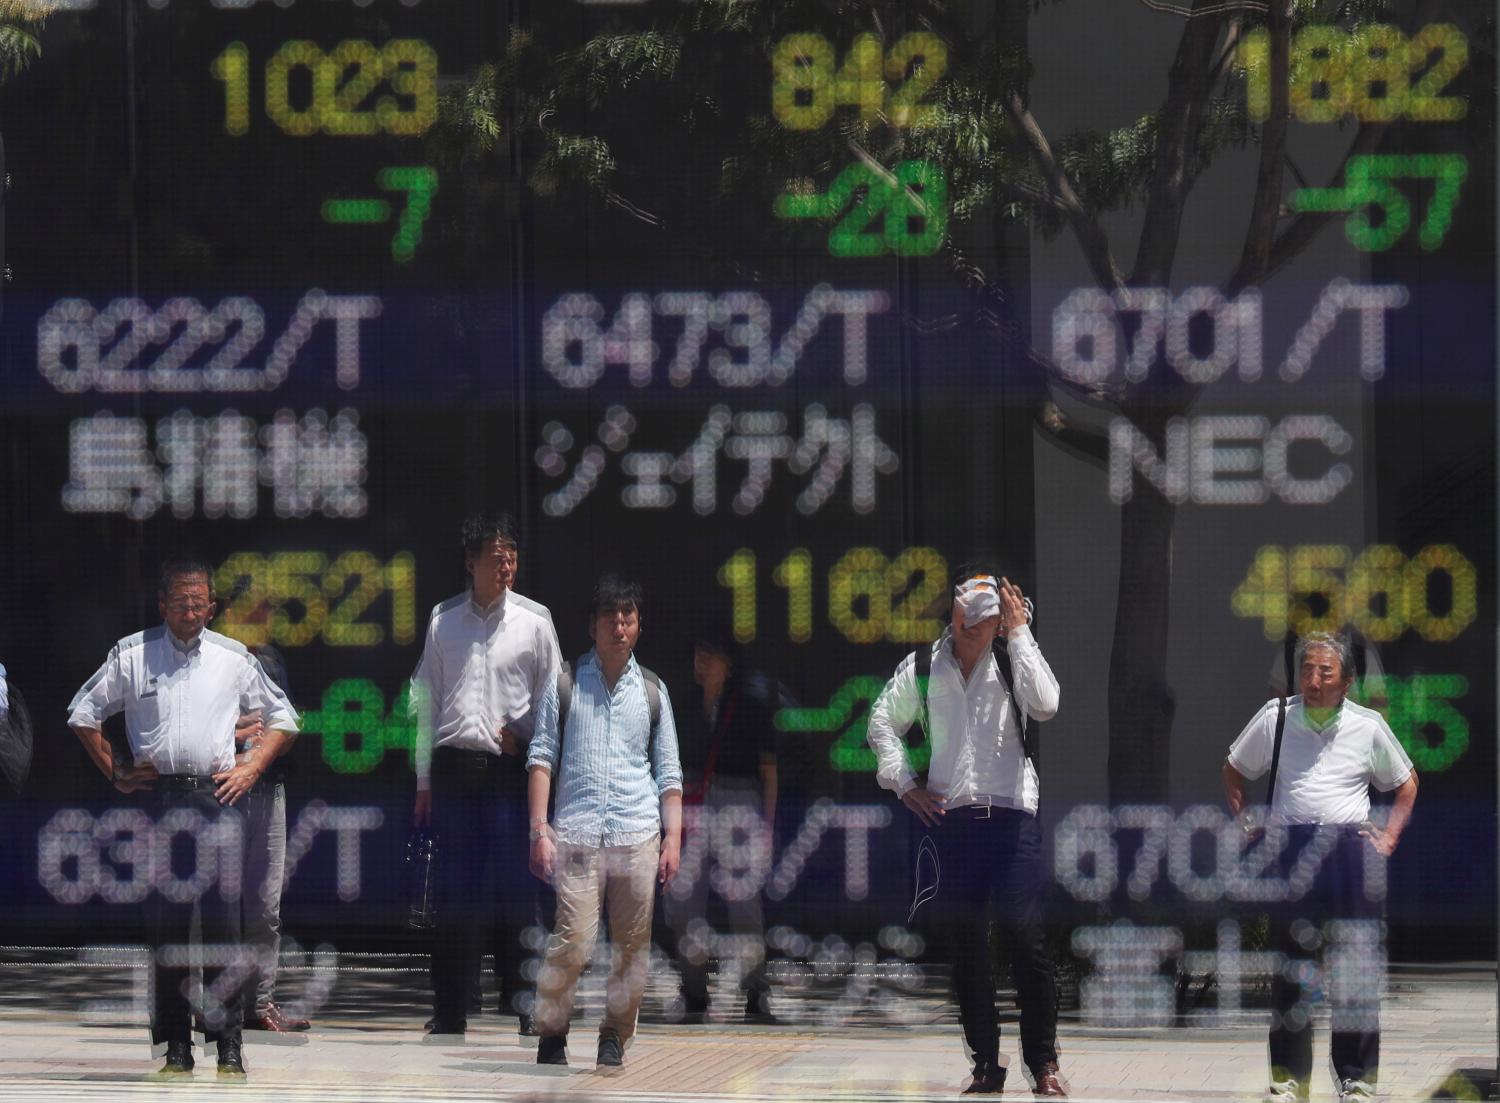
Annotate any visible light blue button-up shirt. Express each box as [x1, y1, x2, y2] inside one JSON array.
[[528, 650, 682, 847]]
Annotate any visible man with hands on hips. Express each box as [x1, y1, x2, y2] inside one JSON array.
[[866, 563, 1067, 1097], [1223, 632, 1417, 1103], [68, 558, 299, 1081], [526, 573, 682, 1071]]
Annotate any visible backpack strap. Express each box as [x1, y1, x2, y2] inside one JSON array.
[[638, 665, 662, 737], [1265, 696, 1288, 808], [556, 658, 577, 737], [990, 639, 1036, 769], [915, 637, 1037, 771]]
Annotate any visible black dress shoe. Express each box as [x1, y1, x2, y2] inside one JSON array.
[[518, 1013, 539, 1038], [679, 994, 709, 1023], [155, 1040, 194, 1079], [537, 1035, 568, 1065], [744, 991, 779, 1024], [595, 1030, 623, 1069], [216, 1039, 247, 1079], [424, 1019, 466, 1036], [963, 1060, 1006, 1094]]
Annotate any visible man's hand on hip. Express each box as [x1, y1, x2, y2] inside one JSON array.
[[1359, 821, 1398, 857], [112, 763, 158, 795], [900, 786, 945, 828], [213, 759, 262, 806]]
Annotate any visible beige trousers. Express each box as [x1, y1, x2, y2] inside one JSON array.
[[534, 836, 660, 1044]]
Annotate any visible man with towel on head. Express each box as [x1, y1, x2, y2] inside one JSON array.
[[866, 562, 1066, 1097]]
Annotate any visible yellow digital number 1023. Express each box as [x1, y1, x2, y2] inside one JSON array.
[[212, 40, 438, 138], [718, 547, 949, 645], [214, 550, 417, 649]]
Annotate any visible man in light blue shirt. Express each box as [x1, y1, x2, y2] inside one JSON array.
[[526, 574, 682, 1069]]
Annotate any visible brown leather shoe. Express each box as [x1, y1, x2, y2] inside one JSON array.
[[249, 1003, 310, 1032], [1031, 1061, 1068, 1097], [963, 1061, 1005, 1094]]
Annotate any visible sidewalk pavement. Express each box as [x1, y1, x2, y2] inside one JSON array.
[[0, 956, 1491, 1103]]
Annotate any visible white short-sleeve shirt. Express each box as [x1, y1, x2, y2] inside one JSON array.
[[1227, 696, 1414, 825]]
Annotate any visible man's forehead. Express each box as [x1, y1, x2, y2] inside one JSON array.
[[1301, 645, 1341, 666]]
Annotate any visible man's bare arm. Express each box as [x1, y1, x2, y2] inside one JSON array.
[[71, 725, 156, 793], [1222, 760, 1252, 818], [1364, 772, 1418, 857]]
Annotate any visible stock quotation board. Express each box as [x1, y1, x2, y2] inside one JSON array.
[[0, 0, 1493, 1026]]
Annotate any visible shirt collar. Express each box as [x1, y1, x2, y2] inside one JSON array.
[[468, 588, 508, 619], [167, 627, 202, 655], [583, 648, 638, 686], [1301, 701, 1343, 732]]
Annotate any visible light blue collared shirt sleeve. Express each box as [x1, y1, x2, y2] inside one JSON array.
[[650, 679, 682, 797], [527, 677, 562, 774]]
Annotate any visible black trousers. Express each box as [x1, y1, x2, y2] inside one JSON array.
[[430, 746, 539, 1027], [1269, 825, 1382, 1087], [144, 783, 243, 1049], [920, 806, 1058, 1073]]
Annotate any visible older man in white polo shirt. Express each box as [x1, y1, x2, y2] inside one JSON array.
[[1223, 632, 1418, 1103]]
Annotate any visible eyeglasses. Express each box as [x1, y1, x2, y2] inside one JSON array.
[[164, 599, 213, 613]]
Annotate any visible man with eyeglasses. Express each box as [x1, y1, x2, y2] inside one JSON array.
[[68, 558, 299, 1081], [1223, 632, 1418, 1103], [410, 513, 561, 1039], [865, 562, 1066, 1096]]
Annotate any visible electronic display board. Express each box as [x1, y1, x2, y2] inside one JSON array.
[[0, 0, 1492, 1038]]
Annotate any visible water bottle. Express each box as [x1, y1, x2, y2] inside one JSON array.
[[406, 829, 438, 929]]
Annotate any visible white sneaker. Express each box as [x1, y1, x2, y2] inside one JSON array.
[[1263, 1078, 1301, 1103], [1337, 1079, 1376, 1103]]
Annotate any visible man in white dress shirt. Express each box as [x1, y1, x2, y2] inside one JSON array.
[[410, 513, 560, 1037], [866, 562, 1066, 1097], [1223, 632, 1418, 1103], [68, 559, 299, 1081]]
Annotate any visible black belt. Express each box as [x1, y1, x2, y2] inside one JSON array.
[[433, 746, 508, 771], [945, 802, 1027, 821], [157, 774, 218, 792]]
